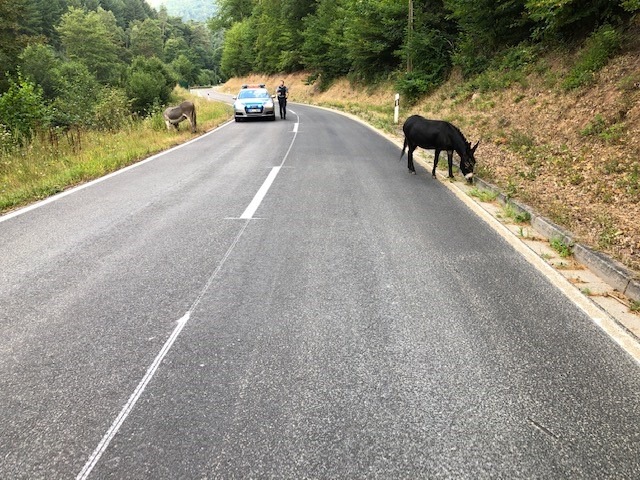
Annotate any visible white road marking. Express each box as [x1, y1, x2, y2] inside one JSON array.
[[240, 167, 281, 220], [77, 312, 191, 480], [238, 115, 299, 220], [77, 219, 252, 479], [437, 174, 640, 365], [77, 112, 302, 478]]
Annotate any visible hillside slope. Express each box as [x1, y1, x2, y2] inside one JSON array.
[[222, 47, 640, 278]]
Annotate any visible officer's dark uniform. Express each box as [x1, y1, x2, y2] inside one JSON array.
[[276, 83, 288, 119]]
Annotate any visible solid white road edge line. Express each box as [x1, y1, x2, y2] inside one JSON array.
[[300, 99, 640, 364]]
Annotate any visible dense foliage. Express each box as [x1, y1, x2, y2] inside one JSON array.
[[2, 0, 639, 150], [0, 0, 222, 149], [214, 0, 639, 98]]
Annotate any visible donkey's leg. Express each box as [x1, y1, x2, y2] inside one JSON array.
[[432, 149, 441, 177], [408, 145, 417, 174], [447, 150, 454, 178]]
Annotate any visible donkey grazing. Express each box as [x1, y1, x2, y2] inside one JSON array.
[[163, 101, 197, 133], [401, 115, 479, 182]]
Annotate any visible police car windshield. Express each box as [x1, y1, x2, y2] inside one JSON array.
[[238, 89, 269, 99]]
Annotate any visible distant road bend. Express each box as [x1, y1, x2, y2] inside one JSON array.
[[0, 100, 639, 479]]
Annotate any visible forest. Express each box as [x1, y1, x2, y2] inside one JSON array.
[[146, 0, 217, 22], [2, 0, 640, 148], [0, 0, 222, 147], [216, 0, 639, 98]]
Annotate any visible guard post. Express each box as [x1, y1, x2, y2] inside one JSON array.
[[394, 93, 400, 124]]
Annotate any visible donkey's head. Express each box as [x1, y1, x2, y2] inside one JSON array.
[[460, 140, 479, 182]]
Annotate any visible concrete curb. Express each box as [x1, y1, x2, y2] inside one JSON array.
[[473, 176, 640, 303]]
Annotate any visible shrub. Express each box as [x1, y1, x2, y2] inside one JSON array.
[[0, 75, 50, 144], [396, 72, 440, 104], [93, 88, 131, 131]]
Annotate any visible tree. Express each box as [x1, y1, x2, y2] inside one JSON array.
[[210, 0, 253, 29], [50, 60, 102, 129], [129, 18, 164, 58], [343, 0, 406, 80], [125, 56, 175, 114], [19, 0, 69, 49], [57, 7, 126, 85], [189, 22, 218, 70], [0, 0, 31, 92], [171, 54, 197, 86], [19, 44, 63, 101], [396, 0, 455, 101], [121, 0, 154, 26], [444, 0, 531, 75], [301, 0, 350, 80], [525, 0, 627, 40], [164, 36, 190, 63], [220, 19, 256, 77]]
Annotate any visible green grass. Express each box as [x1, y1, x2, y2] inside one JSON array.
[[502, 203, 531, 223], [468, 187, 498, 202], [550, 237, 574, 258], [563, 25, 622, 90], [0, 94, 232, 214]]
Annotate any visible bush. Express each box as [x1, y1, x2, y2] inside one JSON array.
[[93, 88, 131, 131], [396, 72, 440, 104], [126, 57, 176, 115], [50, 61, 101, 129], [0, 75, 50, 144]]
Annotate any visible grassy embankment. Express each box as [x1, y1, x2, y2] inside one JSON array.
[[0, 89, 233, 214]]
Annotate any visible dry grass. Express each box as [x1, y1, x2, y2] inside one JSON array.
[[0, 90, 233, 213]]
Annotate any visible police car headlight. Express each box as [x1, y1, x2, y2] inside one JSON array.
[[264, 100, 274, 108]]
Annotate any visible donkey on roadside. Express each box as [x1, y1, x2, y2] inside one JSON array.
[[401, 115, 479, 182], [163, 101, 197, 133]]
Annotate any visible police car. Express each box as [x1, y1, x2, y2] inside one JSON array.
[[233, 84, 276, 121]]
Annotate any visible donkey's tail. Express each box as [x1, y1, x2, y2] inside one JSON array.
[[400, 137, 407, 161]]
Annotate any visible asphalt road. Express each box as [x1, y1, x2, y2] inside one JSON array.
[[1, 103, 639, 479]]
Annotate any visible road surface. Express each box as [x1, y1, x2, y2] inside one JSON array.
[[1, 102, 639, 478]]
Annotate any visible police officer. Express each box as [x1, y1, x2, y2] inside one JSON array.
[[276, 80, 288, 120]]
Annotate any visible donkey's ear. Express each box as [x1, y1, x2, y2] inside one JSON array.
[[471, 140, 480, 152]]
